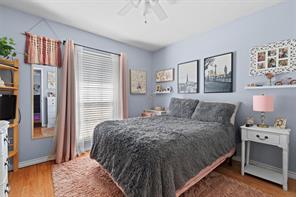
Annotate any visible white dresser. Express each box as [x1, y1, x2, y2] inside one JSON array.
[[47, 97, 56, 128], [0, 121, 9, 197]]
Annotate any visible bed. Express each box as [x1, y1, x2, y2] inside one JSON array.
[[90, 98, 238, 197]]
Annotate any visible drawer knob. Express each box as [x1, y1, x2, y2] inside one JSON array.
[[4, 136, 10, 145], [256, 134, 268, 140], [5, 184, 10, 193]]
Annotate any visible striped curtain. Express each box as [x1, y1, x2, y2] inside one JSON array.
[[25, 32, 62, 67]]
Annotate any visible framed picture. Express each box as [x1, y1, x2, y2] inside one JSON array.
[[130, 69, 147, 94], [274, 118, 287, 129], [177, 60, 199, 94], [204, 52, 233, 93], [47, 71, 56, 89], [156, 68, 174, 82], [250, 39, 296, 76]]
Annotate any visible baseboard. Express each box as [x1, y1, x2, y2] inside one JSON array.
[[232, 156, 296, 180], [19, 155, 56, 168]]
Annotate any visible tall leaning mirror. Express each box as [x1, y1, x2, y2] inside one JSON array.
[[32, 64, 57, 139]]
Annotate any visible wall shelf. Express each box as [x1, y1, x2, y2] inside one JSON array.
[[0, 64, 18, 71], [0, 58, 19, 171], [0, 86, 18, 90], [245, 85, 296, 90], [154, 91, 172, 95]]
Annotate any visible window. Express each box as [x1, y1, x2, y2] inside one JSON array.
[[75, 47, 120, 145]]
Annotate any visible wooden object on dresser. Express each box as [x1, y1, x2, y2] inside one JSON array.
[[141, 109, 166, 117], [241, 125, 290, 191], [0, 58, 19, 171], [0, 121, 10, 196]]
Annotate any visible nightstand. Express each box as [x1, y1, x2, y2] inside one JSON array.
[[241, 125, 290, 191]]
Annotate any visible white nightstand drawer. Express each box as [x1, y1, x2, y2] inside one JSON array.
[[247, 130, 279, 145]]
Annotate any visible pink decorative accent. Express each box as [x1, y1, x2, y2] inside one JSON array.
[[176, 148, 236, 196], [25, 32, 62, 67], [55, 40, 76, 164], [120, 53, 128, 119], [253, 95, 274, 112]]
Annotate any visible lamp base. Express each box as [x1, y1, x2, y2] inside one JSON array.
[[257, 124, 269, 128]]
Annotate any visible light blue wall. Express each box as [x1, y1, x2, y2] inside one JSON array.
[[0, 6, 153, 162], [152, 0, 296, 172]]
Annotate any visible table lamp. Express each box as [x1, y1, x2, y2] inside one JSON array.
[[253, 95, 274, 128]]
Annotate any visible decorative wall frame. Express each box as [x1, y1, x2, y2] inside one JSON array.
[[177, 60, 199, 94], [204, 52, 233, 93], [155, 68, 174, 82], [130, 69, 147, 94], [250, 39, 296, 76]]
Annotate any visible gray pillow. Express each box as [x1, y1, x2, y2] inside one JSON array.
[[168, 97, 199, 118], [191, 101, 236, 124]]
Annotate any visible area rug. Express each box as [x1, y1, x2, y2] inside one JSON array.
[[52, 157, 272, 197]]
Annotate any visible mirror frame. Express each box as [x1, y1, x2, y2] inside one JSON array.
[[31, 64, 57, 139]]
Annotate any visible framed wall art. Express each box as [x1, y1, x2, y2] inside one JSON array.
[[177, 60, 199, 94], [130, 69, 147, 94], [204, 52, 233, 93], [250, 39, 296, 76], [155, 68, 174, 82]]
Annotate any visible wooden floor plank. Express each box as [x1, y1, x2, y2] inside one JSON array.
[[8, 160, 296, 197]]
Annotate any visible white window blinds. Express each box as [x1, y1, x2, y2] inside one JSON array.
[[75, 46, 120, 145]]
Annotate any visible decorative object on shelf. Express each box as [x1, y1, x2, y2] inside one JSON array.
[[250, 39, 296, 76], [156, 68, 174, 82], [0, 36, 17, 59], [274, 117, 287, 129], [245, 117, 255, 127], [154, 106, 165, 111], [156, 84, 161, 92], [130, 69, 147, 94], [274, 80, 284, 86], [154, 85, 172, 94], [0, 76, 5, 87], [178, 60, 199, 94], [204, 52, 233, 93], [25, 32, 62, 67], [253, 95, 274, 128], [265, 72, 274, 86], [246, 82, 264, 87], [288, 78, 296, 85]]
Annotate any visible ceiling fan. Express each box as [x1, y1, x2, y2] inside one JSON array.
[[118, 0, 176, 23]]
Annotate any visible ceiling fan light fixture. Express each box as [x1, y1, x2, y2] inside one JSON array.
[[118, 0, 172, 23]]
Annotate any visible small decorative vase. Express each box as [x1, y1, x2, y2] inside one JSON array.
[[265, 72, 274, 86]]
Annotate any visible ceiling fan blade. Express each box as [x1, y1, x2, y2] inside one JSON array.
[[118, 1, 134, 16], [151, 1, 168, 21]]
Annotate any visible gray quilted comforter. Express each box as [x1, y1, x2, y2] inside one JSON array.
[[90, 115, 235, 197]]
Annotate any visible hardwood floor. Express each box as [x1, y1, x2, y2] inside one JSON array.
[[8, 160, 296, 197]]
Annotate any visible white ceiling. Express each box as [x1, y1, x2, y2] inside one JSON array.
[[0, 0, 283, 51]]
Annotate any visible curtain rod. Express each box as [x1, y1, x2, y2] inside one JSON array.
[[21, 33, 120, 56], [64, 41, 120, 56]]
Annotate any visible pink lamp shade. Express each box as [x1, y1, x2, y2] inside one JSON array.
[[253, 95, 274, 112]]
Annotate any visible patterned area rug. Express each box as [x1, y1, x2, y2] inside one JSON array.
[[52, 157, 272, 197]]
